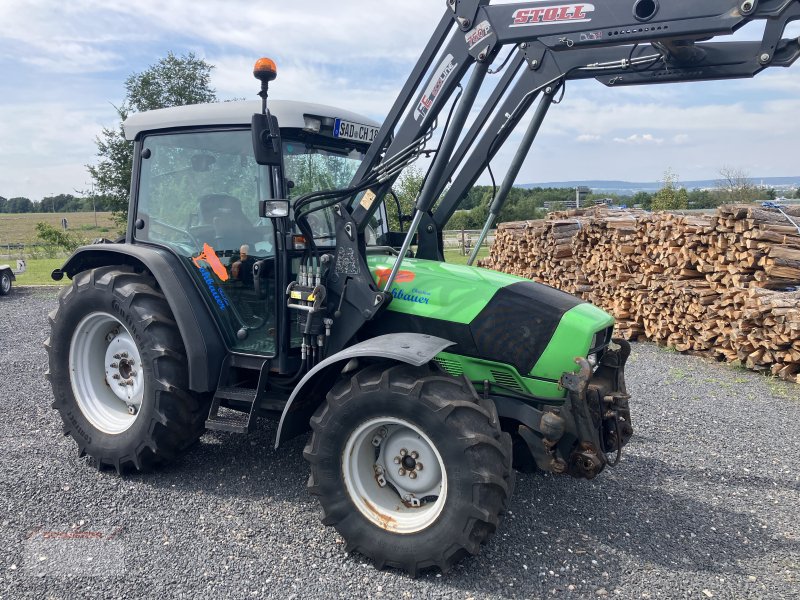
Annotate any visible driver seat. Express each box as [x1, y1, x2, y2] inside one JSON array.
[[196, 194, 258, 251]]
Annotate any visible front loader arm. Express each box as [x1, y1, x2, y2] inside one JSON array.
[[423, 33, 800, 254], [343, 0, 800, 289]]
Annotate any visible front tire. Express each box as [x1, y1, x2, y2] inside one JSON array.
[[46, 266, 209, 472], [304, 363, 514, 575], [0, 271, 11, 295]]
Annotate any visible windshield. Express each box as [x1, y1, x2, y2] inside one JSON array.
[[282, 138, 385, 244]]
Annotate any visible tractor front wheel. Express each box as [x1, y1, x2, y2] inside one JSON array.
[[304, 363, 514, 575], [46, 266, 208, 472]]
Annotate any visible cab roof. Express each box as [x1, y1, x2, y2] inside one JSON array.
[[123, 100, 380, 141]]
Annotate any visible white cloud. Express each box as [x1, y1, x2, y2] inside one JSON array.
[[576, 134, 600, 143], [613, 133, 664, 145]]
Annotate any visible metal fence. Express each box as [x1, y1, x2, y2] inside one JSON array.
[[442, 229, 496, 255]]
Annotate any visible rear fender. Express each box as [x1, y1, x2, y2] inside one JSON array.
[[274, 333, 454, 448], [57, 244, 227, 393]]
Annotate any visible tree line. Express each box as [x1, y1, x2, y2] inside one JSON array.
[[0, 194, 116, 214]]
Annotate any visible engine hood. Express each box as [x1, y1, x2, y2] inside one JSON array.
[[366, 256, 614, 379]]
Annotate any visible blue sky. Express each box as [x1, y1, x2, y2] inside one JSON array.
[[1, 0, 800, 202]]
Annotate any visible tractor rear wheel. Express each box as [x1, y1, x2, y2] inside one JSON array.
[[46, 266, 208, 472], [304, 362, 514, 575]]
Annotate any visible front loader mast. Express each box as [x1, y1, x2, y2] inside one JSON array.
[[287, 0, 800, 358]]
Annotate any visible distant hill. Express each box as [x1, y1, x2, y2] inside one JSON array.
[[519, 176, 800, 195]]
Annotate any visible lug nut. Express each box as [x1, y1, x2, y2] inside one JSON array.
[[112, 374, 120, 380], [399, 448, 407, 457], [409, 472, 417, 479], [128, 359, 135, 365], [393, 457, 401, 465], [113, 353, 121, 359], [374, 465, 384, 475], [410, 451, 419, 460], [398, 468, 406, 476], [415, 463, 423, 471], [110, 362, 118, 368]]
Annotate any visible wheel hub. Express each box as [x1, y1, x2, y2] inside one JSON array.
[[69, 312, 144, 434], [342, 417, 447, 533]]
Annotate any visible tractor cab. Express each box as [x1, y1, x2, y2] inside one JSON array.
[[123, 100, 383, 356]]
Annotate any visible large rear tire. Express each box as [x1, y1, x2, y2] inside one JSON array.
[[46, 266, 209, 472], [304, 362, 514, 575]]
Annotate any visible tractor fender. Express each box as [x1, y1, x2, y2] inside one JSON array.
[[57, 244, 227, 393], [274, 333, 454, 448]]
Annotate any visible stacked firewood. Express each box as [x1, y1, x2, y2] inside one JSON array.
[[479, 204, 800, 382]]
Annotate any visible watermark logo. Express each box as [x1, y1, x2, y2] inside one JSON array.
[[22, 526, 126, 578]]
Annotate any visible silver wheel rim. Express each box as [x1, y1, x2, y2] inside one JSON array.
[[1, 275, 10, 293], [69, 312, 144, 435], [342, 416, 448, 534]]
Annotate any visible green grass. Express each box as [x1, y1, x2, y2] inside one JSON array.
[[14, 258, 68, 286], [0, 212, 121, 246], [443, 247, 489, 266]]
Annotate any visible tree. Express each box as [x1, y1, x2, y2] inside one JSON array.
[[388, 167, 425, 231], [651, 169, 689, 211], [88, 52, 217, 224], [794, 187, 800, 199], [716, 166, 756, 204]]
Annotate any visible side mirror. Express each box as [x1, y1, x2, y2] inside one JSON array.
[[252, 113, 282, 166], [259, 199, 290, 219]]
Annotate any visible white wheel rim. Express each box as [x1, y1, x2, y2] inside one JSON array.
[[1, 275, 10, 293], [342, 417, 448, 535], [69, 312, 144, 434]]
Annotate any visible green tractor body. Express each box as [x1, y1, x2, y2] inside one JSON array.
[[366, 255, 615, 400]]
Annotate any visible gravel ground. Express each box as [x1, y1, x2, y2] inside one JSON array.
[[1, 286, 798, 599]]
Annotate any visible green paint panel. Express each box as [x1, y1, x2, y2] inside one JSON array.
[[531, 303, 615, 381], [367, 255, 524, 324]]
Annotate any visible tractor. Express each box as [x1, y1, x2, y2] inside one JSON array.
[[47, 0, 800, 574]]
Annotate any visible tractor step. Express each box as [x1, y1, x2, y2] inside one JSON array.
[[214, 386, 258, 404], [205, 356, 269, 434], [204, 408, 252, 434]]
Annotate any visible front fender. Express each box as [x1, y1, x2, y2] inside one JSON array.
[[57, 244, 227, 393], [274, 333, 454, 448]]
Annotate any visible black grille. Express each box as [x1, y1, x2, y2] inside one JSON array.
[[470, 281, 583, 376]]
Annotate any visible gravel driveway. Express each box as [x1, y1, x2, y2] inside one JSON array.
[[1, 287, 798, 599]]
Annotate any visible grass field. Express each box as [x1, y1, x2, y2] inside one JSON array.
[[0, 212, 121, 247], [11, 258, 66, 286], [442, 247, 489, 265]]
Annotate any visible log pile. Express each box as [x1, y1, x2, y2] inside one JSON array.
[[479, 204, 800, 383]]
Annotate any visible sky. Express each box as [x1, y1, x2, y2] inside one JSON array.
[[1, 0, 800, 203]]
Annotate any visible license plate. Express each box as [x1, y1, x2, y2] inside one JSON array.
[[333, 118, 379, 144]]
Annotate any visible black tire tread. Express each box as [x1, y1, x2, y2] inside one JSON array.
[[304, 362, 514, 575], [47, 266, 209, 473]]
